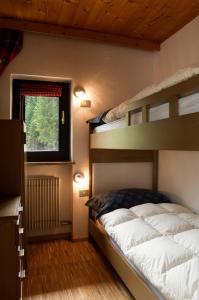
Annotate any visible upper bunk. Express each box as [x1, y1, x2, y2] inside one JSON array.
[[90, 68, 199, 151]]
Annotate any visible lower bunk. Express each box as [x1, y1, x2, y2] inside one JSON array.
[[89, 202, 199, 300], [89, 218, 160, 300]]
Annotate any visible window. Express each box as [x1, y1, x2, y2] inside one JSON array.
[[13, 79, 71, 162]]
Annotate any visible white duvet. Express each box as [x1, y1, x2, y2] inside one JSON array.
[[100, 203, 199, 300]]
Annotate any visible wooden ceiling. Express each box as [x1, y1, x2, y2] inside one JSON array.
[[0, 0, 199, 51]]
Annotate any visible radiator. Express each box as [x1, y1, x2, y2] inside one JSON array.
[[26, 176, 60, 233]]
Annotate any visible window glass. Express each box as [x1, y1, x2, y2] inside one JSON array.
[[25, 96, 59, 152], [12, 79, 71, 162]]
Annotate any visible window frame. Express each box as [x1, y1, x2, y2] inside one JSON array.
[[12, 79, 71, 162]]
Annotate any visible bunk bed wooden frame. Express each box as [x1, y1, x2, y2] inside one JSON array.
[[88, 74, 199, 300]]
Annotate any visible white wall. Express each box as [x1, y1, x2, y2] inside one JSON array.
[[0, 32, 155, 238], [93, 163, 152, 194], [159, 151, 199, 213], [154, 16, 199, 82], [155, 16, 199, 213]]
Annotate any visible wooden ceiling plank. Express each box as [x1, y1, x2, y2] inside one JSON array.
[[0, 0, 17, 18], [69, 0, 96, 28], [81, 0, 110, 30], [33, 0, 49, 22], [57, 0, 81, 27], [129, 0, 199, 42], [114, 0, 153, 38], [0, 0, 199, 44], [151, 2, 199, 42], [83, 0, 126, 33], [42, 0, 66, 25], [124, 0, 158, 39], [0, 17, 160, 51], [98, 0, 128, 34], [129, 0, 169, 40]]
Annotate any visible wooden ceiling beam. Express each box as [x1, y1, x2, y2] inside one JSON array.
[[0, 17, 160, 52]]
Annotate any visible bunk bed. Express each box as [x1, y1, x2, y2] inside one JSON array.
[[88, 68, 199, 300]]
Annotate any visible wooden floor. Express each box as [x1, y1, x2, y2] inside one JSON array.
[[23, 240, 134, 300]]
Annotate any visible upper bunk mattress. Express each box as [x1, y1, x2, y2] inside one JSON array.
[[103, 67, 199, 123], [100, 203, 199, 300], [93, 117, 126, 133]]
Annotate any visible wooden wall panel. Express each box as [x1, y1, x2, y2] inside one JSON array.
[[91, 149, 154, 163]]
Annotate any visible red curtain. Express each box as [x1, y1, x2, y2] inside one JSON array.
[[20, 83, 62, 97], [0, 29, 23, 75]]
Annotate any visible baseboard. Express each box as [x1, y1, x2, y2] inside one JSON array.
[[28, 232, 71, 243]]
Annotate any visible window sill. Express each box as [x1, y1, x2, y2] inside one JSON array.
[[26, 161, 75, 166]]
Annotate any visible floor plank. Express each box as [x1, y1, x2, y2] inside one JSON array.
[[23, 240, 134, 300]]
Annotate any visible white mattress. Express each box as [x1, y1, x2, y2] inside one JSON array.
[[93, 113, 143, 133], [93, 118, 126, 133], [100, 203, 199, 300], [94, 102, 170, 132], [103, 67, 199, 123], [95, 89, 199, 133]]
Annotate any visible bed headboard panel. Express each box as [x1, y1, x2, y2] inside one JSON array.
[[89, 149, 158, 197], [92, 162, 152, 195]]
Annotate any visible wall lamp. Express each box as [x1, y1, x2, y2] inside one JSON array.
[[73, 86, 91, 108], [73, 172, 85, 185], [73, 172, 89, 197]]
